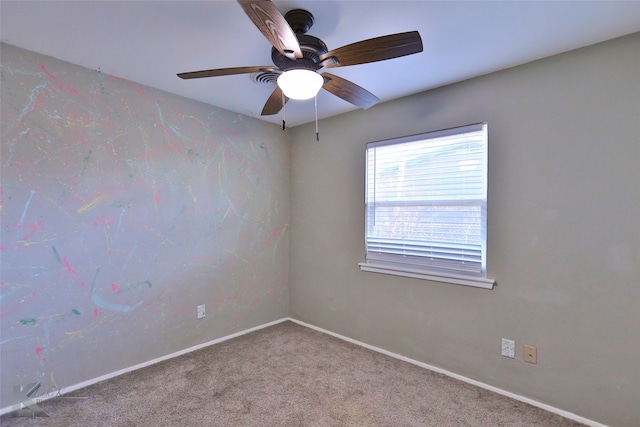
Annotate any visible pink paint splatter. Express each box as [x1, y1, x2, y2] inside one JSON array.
[[35, 347, 46, 361], [39, 63, 81, 96], [265, 227, 280, 248], [15, 221, 44, 241], [63, 256, 85, 286], [225, 127, 239, 135], [94, 308, 99, 318], [93, 215, 111, 227], [231, 196, 246, 211], [111, 283, 120, 295], [39, 63, 57, 80], [152, 183, 167, 205]]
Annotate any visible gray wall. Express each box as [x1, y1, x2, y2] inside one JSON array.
[[289, 33, 640, 427], [1, 44, 289, 408]]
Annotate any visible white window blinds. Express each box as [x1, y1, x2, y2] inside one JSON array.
[[365, 123, 488, 276]]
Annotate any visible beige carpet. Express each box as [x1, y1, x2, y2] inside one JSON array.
[[2, 321, 585, 426]]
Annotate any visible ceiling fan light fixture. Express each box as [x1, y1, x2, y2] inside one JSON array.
[[277, 69, 324, 100]]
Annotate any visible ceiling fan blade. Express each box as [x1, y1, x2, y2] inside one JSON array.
[[321, 73, 379, 110], [261, 86, 289, 116], [178, 66, 277, 80], [319, 31, 423, 68], [237, 0, 302, 60]]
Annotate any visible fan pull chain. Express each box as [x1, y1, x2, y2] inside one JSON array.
[[281, 90, 286, 131], [315, 95, 319, 141]]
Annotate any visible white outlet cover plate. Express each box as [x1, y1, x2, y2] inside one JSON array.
[[501, 338, 515, 358], [197, 305, 206, 319]]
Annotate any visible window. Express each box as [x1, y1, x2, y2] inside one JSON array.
[[359, 123, 494, 289]]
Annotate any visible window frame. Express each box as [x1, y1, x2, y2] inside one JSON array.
[[359, 123, 495, 289]]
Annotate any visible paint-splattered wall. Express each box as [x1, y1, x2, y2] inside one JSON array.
[[0, 43, 289, 407]]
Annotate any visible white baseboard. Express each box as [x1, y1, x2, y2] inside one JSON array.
[[2, 316, 608, 427], [0, 318, 289, 416], [287, 317, 608, 427]]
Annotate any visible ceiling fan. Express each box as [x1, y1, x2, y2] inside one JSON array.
[[177, 0, 423, 118]]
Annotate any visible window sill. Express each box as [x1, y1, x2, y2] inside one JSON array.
[[358, 262, 495, 289]]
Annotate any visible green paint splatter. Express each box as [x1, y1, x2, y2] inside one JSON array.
[[260, 143, 266, 150], [20, 318, 37, 325], [72, 309, 81, 315], [52, 246, 62, 265], [187, 148, 201, 158]]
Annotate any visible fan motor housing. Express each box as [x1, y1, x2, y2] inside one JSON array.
[[271, 34, 328, 72]]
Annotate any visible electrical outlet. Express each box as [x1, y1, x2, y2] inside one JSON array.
[[501, 338, 515, 358], [524, 344, 537, 364], [197, 304, 206, 319]]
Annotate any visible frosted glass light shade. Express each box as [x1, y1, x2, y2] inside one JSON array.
[[277, 69, 324, 100]]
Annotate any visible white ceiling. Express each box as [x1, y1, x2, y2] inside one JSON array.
[[2, 1, 639, 127]]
